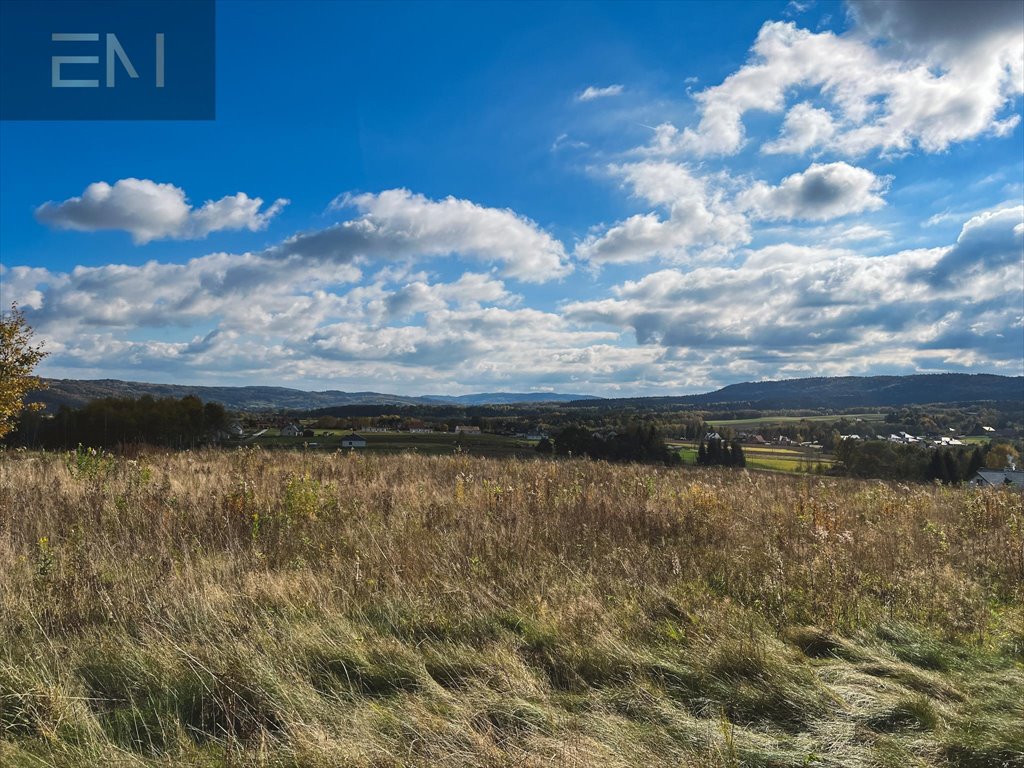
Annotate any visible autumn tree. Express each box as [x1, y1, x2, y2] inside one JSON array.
[[985, 443, 1020, 470], [0, 303, 47, 438]]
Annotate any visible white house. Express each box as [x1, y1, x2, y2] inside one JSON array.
[[455, 425, 481, 435], [341, 433, 367, 448], [280, 424, 302, 437]]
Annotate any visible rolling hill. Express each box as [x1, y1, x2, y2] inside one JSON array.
[[28, 373, 1022, 412]]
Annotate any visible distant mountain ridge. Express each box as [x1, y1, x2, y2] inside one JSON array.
[[29, 379, 600, 411], [569, 374, 1024, 410], [28, 373, 1023, 413]]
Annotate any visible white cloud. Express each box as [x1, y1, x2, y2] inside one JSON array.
[[577, 84, 625, 102], [738, 161, 889, 221], [761, 102, 837, 154], [10, 203, 1022, 393], [292, 188, 572, 282], [565, 205, 1024, 380], [551, 133, 589, 151], [35, 178, 289, 244], [575, 161, 749, 264], [575, 160, 889, 266], [646, 10, 1022, 157], [922, 205, 1024, 285]]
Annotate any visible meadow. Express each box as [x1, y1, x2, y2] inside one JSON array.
[[0, 448, 1021, 767]]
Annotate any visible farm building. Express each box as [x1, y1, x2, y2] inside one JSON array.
[[341, 433, 367, 448], [280, 424, 302, 437], [455, 426, 481, 435]]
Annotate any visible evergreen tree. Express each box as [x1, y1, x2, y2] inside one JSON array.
[[731, 440, 746, 467], [941, 450, 960, 484], [967, 447, 984, 478]]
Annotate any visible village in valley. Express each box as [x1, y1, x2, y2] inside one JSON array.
[[184, 393, 1024, 489]]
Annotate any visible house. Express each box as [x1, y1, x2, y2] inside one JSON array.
[[280, 424, 302, 437], [455, 425, 481, 435], [704, 432, 722, 442], [340, 433, 367, 448], [968, 469, 1024, 489], [228, 422, 244, 437], [750, 434, 767, 445], [982, 426, 996, 433]]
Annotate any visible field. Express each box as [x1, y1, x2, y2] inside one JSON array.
[[669, 441, 835, 474], [1, 449, 1022, 767]]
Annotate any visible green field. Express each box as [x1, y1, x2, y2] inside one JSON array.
[[670, 440, 834, 473], [746, 456, 833, 472]]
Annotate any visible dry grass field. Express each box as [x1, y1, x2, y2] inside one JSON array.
[[1, 448, 1021, 767]]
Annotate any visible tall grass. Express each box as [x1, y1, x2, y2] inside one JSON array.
[[1, 448, 1021, 766]]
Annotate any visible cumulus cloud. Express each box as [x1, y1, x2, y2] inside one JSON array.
[[646, 7, 1022, 157], [849, 0, 1024, 58], [575, 160, 889, 265], [575, 162, 749, 264], [761, 102, 837, 154], [35, 178, 289, 244], [922, 205, 1024, 285], [565, 205, 1024, 379], [7, 247, 628, 391], [738, 161, 889, 221], [8, 201, 1022, 392], [577, 84, 625, 101], [281, 188, 572, 282]]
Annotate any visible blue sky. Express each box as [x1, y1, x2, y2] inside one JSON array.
[[1, 0, 1022, 395]]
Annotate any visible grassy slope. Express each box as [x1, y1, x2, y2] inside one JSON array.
[[0, 450, 1021, 767]]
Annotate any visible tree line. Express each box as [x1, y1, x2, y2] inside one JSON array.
[[832, 439, 1014, 483], [9, 395, 228, 450], [538, 423, 681, 466]]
